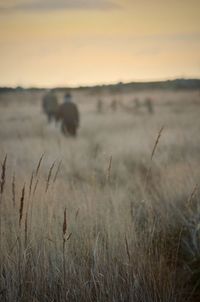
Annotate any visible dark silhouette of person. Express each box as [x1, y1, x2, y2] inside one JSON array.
[[56, 92, 80, 137], [42, 90, 58, 123], [145, 97, 154, 114], [96, 99, 103, 113], [110, 99, 117, 112]]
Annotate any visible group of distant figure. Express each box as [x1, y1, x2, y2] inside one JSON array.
[[42, 91, 79, 137], [96, 97, 154, 114], [42, 90, 155, 138]]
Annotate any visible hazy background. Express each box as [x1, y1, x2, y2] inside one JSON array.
[[0, 0, 200, 87]]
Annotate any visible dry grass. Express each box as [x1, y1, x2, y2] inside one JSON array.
[[0, 88, 200, 301]]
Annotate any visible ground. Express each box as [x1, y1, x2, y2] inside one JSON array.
[[0, 88, 200, 301]]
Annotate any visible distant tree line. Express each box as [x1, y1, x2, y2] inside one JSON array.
[[0, 78, 200, 94]]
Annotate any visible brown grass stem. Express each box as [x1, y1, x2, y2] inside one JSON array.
[[0, 154, 7, 195], [144, 126, 164, 189], [19, 185, 25, 227], [35, 153, 45, 177], [62, 208, 67, 287], [46, 161, 56, 192], [107, 155, 112, 183]]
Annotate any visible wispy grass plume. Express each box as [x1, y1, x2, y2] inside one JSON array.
[[46, 161, 56, 192], [19, 185, 25, 227], [0, 154, 7, 195]]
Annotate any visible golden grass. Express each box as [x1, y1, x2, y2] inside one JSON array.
[[0, 89, 200, 301]]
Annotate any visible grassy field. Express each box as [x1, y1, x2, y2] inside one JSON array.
[[0, 88, 200, 301]]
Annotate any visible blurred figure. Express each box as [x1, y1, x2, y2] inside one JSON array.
[[133, 97, 140, 113], [96, 99, 103, 113], [64, 92, 72, 103], [56, 92, 80, 137], [110, 99, 117, 112], [145, 97, 154, 114], [42, 90, 58, 123]]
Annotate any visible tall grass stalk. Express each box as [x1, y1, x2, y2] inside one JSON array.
[[144, 126, 164, 189], [18, 184, 25, 299], [46, 161, 56, 192], [62, 208, 67, 288], [107, 155, 112, 183], [0, 155, 7, 293]]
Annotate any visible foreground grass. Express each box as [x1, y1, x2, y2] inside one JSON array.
[[0, 89, 200, 301], [0, 150, 200, 301]]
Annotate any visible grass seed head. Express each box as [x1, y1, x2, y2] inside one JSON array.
[[0, 154, 7, 195], [63, 208, 67, 237], [19, 184, 25, 227], [46, 161, 56, 192]]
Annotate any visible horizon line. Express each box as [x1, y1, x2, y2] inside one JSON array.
[[0, 77, 200, 90]]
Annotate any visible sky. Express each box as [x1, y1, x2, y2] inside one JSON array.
[[0, 0, 200, 87]]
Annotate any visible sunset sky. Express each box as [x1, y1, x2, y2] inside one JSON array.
[[0, 0, 200, 87]]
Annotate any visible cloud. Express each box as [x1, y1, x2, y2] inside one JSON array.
[[0, 0, 119, 11]]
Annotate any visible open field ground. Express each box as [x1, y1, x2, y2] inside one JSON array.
[[0, 88, 200, 301]]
